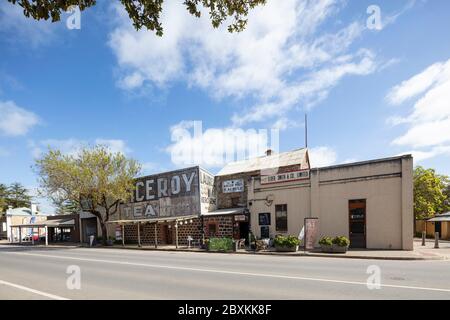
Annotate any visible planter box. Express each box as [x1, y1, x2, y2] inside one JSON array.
[[332, 244, 348, 253], [320, 244, 348, 253], [320, 244, 334, 253], [275, 245, 298, 252]]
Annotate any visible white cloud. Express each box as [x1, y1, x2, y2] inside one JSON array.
[[386, 61, 448, 105], [108, 0, 378, 127], [309, 146, 337, 167], [95, 139, 131, 155], [0, 100, 40, 136], [387, 58, 450, 161], [0, 1, 55, 47], [30, 138, 131, 158]]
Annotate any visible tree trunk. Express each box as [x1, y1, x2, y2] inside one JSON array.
[[100, 220, 108, 246]]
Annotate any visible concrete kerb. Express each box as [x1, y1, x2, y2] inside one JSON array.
[[97, 245, 447, 261], [2, 242, 445, 261]]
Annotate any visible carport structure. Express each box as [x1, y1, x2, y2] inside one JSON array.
[[10, 218, 76, 246], [108, 215, 199, 249]]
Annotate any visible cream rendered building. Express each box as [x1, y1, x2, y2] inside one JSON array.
[[219, 149, 414, 250]]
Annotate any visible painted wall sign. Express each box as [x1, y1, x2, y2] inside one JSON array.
[[134, 168, 198, 202], [223, 179, 244, 193], [261, 170, 310, 185], [120, 167, 201, 219], [200, 169, 216, 213]]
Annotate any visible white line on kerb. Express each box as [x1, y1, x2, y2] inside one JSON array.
[[0, 279, 69, 300], [5, 251, 450, 294]]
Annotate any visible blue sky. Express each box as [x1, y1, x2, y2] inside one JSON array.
[[1, 0, 450, 212]]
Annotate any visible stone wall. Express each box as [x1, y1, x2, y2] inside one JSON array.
[[215, 172, 256, 209], [123, 215, 235, 246]]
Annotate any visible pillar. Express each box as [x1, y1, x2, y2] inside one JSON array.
[[401, 156, 414, 250], [45, 226, 48, 246], [19, 227, 22, 244], [137, 222, 141, 247], [154, 223, 158, 249], [310, 168, 320, 219], [122, 225, 125, 246], [175, 222, 179, 249], [79, 214, 83, 244]]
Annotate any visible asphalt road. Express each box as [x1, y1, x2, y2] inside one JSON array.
[[0, 245, 449, 300]]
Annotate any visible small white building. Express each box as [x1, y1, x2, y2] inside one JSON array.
[[3, 204, 48, 242]]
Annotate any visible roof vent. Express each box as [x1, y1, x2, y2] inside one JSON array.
[[265, 149, 273, 156]]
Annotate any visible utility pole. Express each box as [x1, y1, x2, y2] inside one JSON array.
[[305, 114, 308, 149]]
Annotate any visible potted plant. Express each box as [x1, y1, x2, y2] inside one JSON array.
[[106, 236, 114, 246], [332, 236, 350, 253], [207, 237, 234, 252], [274, 235, 300, 252], [319, 237, 334, 253]]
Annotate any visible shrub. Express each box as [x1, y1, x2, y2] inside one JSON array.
[[274, 235, 300, 248], [332, 236, 350, 247], [319, 237, 333, 246], [208, 237, 234, 252]]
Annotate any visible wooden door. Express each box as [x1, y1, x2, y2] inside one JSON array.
[[349, 200, 366, 248]]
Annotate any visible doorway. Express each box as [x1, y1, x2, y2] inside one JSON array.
[[162, 225, 173, 245], [239, 222, 249, 244], [435, 222, 442, 238], [349, 199, 366, 248]]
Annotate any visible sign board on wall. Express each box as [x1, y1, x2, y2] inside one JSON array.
[[120, 167, 201, 220], [234, 215, 247, 222], [304, 218, 319, 250], [261, 170, 310, 185], [223, 179, 244, 193], [115, 226, 122, 241]]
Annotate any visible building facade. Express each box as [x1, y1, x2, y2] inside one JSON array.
[[106, 149, 414, 250], [245, 153, 413, 250]]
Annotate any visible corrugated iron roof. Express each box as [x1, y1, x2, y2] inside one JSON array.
[[428, 212, 450, 222], [217, 148, 309, 176], [201, 207, 245, 217], [12, 218, 75, 228]]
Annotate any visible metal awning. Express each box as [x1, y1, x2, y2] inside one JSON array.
[[11, 218, 75, 228], [428, 213, 450, 222], [201, 207, 245, 217], [107, 214, 199, 225]]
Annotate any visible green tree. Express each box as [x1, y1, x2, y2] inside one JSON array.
[[7, 182, 32, 209], [6, 0, 266, 36], [54, 199, 80, 215], [0, 183, 9, 214], [35, 145, 141, 245], [414, 166, 449, 219]]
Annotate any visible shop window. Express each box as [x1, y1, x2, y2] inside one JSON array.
[[275, 204, 288, 232]]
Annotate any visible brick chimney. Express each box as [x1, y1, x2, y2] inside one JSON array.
[[265, 149, 273, 156]]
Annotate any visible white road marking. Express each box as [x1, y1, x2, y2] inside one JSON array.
[[3, 251, 450, 294], [0, 279, 69, 300]]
